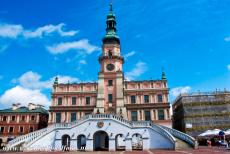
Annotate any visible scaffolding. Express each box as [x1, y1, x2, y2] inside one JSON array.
[[172, 90, 230, 137]]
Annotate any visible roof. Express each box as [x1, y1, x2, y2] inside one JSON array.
[[58, 82, 97, 86], [172, 90, 230, 106], [0, 106, 48, 114], [124, 79, 167, 83]]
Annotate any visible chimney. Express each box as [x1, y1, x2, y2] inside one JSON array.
[[12, 103, 20, 110], [28, 103, 37, 110]]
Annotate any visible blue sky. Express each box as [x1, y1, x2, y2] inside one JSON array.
[[0, 0, 230, 109]]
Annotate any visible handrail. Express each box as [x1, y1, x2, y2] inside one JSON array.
[[159, 125, 197, 148], [7, 127, 48, 148]]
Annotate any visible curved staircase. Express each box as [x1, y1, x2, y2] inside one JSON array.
[[6, 114, 197, 151]]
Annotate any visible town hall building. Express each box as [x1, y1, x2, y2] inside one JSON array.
[[6, 4, 196, 152], [48, 3, 171, 128]]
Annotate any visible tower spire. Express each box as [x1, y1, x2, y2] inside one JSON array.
[[109, 1, 113, 12], [103, 1, 120, 44], [162, 67, 167, 80]]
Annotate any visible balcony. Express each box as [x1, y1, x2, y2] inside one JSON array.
[[98, 54, 124, 63]]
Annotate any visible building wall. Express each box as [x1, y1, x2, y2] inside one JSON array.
[[124, 80, 171, 126], [49, 80, 172, 127], [49, 83, 97, 124], [0, 112, 48, 147], [172, 92, 230, 137], [27, 119, 175, 151]]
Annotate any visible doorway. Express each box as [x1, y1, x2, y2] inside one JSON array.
[[93, 131, 109, 151]]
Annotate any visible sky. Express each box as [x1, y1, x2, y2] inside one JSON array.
[[0, 0, 230, 109]]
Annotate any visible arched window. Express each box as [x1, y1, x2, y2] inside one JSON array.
[[108, 50, 112, 58]]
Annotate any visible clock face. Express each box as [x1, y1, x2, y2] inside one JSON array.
[[106, 64, 115, 71]]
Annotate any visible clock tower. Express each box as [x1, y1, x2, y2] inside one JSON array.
[[94, 3, 127, 118]]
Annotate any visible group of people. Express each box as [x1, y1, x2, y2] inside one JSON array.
[[207, 139, 229, 148]]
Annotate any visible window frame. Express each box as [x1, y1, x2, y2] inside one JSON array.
[[0, 126, 4, 133], [144, 110, 151, 121], [71, 113, 77, 122], [157, 94, 163, 103], [9, 126, 14, 133], [131, 95, 136, 104], [3, 116, 7, 122], [108, 80, 113, 86], [56, 112, 61, 123], [86, 97, 91, 105], [72, 97, 77, 105], [144, 95, 150, 103], [131, 111, 138, 121], [19, 126, 24, 133], [21, 115, 25, 121], [29, 126, 34, 132], [158, 109, 165, 120], [108, 94, 113, 103], [57, 97, 62, 105], [11, 115, 16, 121], [31, 115, 35, 121]]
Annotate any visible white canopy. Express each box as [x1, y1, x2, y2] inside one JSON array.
[[198, 129, 221, 136], [224, 129, 230, 135]]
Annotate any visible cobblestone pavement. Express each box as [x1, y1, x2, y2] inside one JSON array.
[[1, 147, 230, 154]]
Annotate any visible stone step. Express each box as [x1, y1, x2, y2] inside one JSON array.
[[175, 137, 193, 149]]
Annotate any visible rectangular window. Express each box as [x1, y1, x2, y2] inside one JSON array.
[[158, 109, 165, 120], [9, 127, 14, 133], [157, 94, 163, 102], [21, 116, 25, 121], [144, 95, 149, 103], [144, 110, 151, 121], [108, 94, 113, 103], [72, 97, 77, 105], [131, 95, 136, 104], [58, 97, 62, 105], [29, 127, 34, 132], [11, 116, 16, 121], [86, 97, 90, 105], [31, 115, 35, 121], [71, 113, 77, 122], [56, 113, 61, 123], [131, 111, 138, 121], [19, 126, 24, 133], [108, 80, 113, 86], [0, 127, 4, 133], [3, 116, 7, 121]]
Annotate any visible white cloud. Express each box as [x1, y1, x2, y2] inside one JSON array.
[[170, 86, 191, 98], [0, 71, 80, 107], [125, 61, 147, 80], [0, 24, 23, 38], [224, 37, 230, 42], [13, 71, 80, 90], [124, 51, 136, 59], [46, 39, 100, 55], [16, 71, 50, 89], [0, 86, 50, 106], [227, 64, 230, 71], [23, 23, 78, 38], [0, 23, 77, 39]]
